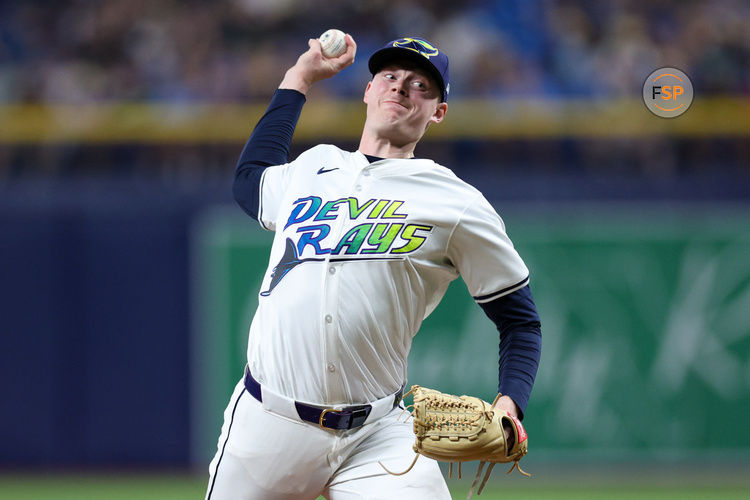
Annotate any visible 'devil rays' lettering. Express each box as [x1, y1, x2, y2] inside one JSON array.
[[286, 197, 408, 228], [263, 196, 434, 296]]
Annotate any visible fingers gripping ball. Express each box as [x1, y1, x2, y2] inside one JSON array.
[[380, 386, 530, 499], [319, 29, 347, 58]]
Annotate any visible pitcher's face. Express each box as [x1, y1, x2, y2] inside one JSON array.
[[363, 62, 447, 145]]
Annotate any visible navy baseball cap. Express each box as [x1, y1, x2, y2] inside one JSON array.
[[368, 37, 450, 102]]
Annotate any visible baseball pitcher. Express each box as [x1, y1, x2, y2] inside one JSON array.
[[206, 33, 542, 500]]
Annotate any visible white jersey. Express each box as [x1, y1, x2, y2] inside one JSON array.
[[246, 144, 529, 406]]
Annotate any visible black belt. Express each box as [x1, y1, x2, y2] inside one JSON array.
[[244, 367, 403, 430]]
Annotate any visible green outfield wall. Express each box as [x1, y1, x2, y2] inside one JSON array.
[[191, 204, 750, 465]]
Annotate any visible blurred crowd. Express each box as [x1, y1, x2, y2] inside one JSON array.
[[1, 0, 749, 104]]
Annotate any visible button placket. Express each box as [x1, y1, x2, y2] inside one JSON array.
[[322, 266, 340, 384], [354, 166, 372, 194], [320, 165, 371, 391], [322, 219, 343, 389]]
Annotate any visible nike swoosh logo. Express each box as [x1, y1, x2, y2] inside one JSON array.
[[317, 167, 339, 174]]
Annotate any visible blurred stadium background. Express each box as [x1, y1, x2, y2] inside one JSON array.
[[2, 0, 749, 498]]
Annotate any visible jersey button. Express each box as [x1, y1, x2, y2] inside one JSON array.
[[363, 170, 371, 177], [355, 185, 362, 192], [327, 363, 336, 373], [329, 267, 336, 275], [325, 314, 333, 323]]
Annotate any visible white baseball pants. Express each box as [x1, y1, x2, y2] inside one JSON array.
[[205, 379, 451, 500]]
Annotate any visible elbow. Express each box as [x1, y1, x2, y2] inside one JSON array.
[[232, 168, 263, 220], [231, 178, 247, 209]]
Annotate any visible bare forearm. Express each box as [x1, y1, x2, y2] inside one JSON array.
[[279, 67, 315, 95]]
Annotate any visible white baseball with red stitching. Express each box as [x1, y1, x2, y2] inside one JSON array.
[[319, 29, 347, 58]]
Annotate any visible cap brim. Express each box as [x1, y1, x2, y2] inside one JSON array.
[[368, 47, 446, 101]]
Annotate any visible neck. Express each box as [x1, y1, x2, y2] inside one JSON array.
[[358, 133, 416, 159]]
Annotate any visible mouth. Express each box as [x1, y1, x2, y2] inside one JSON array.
[[383, 99, 409, 110]]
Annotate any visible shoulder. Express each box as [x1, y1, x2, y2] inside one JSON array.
[[293, 144, 348, 161], [419, 163, 508, 225], [418, 160, 485, 201], [276, 144, 352, 176]]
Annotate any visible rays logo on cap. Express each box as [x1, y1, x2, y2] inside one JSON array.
[[393, 38, 439, 59], [369, 36, 449, 101]]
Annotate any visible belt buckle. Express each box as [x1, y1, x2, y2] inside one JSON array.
[[349, 407, 369, 428], [318, 408, 341, 429], [318, 407, 370, 430]]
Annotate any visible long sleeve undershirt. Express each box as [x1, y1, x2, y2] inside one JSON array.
[[233, 89, 307, 219], [479, 285, 542, 419], [232, 88, 542, 418]]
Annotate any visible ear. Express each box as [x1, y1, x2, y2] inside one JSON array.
[[363, 81, 373, 104], [430, 102, 448, 125]]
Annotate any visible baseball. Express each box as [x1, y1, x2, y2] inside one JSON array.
[[319, 29, 347, 58]]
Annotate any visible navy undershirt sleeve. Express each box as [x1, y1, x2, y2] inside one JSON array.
[[232, 89, 306, 220], [479, 284, 542, 420]]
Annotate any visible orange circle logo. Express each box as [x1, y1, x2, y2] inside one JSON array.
[[643, 68, 694, 118]]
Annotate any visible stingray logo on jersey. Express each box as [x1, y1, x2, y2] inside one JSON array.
[[393, 38, 439, 59], [260, 196, 433, 296]]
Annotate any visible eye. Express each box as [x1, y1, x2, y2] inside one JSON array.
[[412, 81, 426, 89], [384, 73, 396, 80]]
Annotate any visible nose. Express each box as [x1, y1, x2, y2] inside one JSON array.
[[391, 80, 408, 96]]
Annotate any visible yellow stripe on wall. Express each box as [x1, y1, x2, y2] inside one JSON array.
[[1, 97, 749, 144]]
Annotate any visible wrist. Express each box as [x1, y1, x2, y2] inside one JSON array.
[[279, 67, 312, 95], [494, 395, 520, 418]]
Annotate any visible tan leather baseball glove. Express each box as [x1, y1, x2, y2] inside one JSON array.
[[380, 385, 530, 499]]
